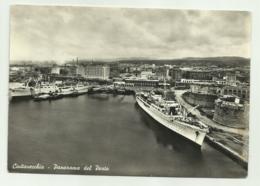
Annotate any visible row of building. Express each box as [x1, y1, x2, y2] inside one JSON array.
[[189, 83, 250, 100], [10, 61, 249, 82], [10, 64, 111, 81], [51, 65, 110, 80]]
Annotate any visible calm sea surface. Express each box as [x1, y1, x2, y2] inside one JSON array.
[[8, 94, 247, 177]]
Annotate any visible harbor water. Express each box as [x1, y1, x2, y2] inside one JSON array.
[[8, 94, 247, 177]]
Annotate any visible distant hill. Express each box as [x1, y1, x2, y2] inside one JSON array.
[[116, 56, 250, 67], [11, 56, 250, 67], [10, 60, 58, 66]]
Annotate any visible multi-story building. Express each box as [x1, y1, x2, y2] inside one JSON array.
[[224, 73, 237, 86], [168, 67, 182, 82], [109, 63, 120, 78], [124, 78, 159, 88], [77, 65, 110, 80], [51, 67, 61, 74], [181, 69, 213, 80], [221, 85, 250, 100], [154, 66, 170, 80], [180, 79, 214, 84], [140, 71, 154, 79], [190, 83, 222, 95]]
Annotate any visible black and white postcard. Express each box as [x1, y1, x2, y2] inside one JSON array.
[[8, 5, 250, 177]]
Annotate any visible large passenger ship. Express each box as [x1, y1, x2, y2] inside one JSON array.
[[136, 91, 209, 147]]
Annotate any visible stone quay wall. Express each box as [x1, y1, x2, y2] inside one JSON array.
[[182, 92, 218, 108]]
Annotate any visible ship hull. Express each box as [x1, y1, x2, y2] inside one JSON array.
[[33, 87, 58, 95], [33, 94, 51, 102], [136, 97, 207, 146], [76, 87, 89, 95], [10, 94, 32, 101], [61, 91, 78, 97], [10, 89, 33, 100]]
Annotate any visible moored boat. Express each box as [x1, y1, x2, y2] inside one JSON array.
[[49, 92, 63, 100], [59, 86, 78, 97], [9, 83, 34, 100], [75, 84, 89, 95], [136, 91, 209, 147], [33, 93, 51, 101], [33, 83, 59, 95]]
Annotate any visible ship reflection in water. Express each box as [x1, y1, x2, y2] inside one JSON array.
[[8, 95, 246, 177]]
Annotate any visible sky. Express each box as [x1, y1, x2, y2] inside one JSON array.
[[10, 5, 251, 63]]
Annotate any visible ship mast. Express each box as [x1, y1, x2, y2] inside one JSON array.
[[163, 77, 167, 100]]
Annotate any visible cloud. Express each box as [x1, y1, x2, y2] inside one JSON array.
[[10, 5, 251, 63]]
